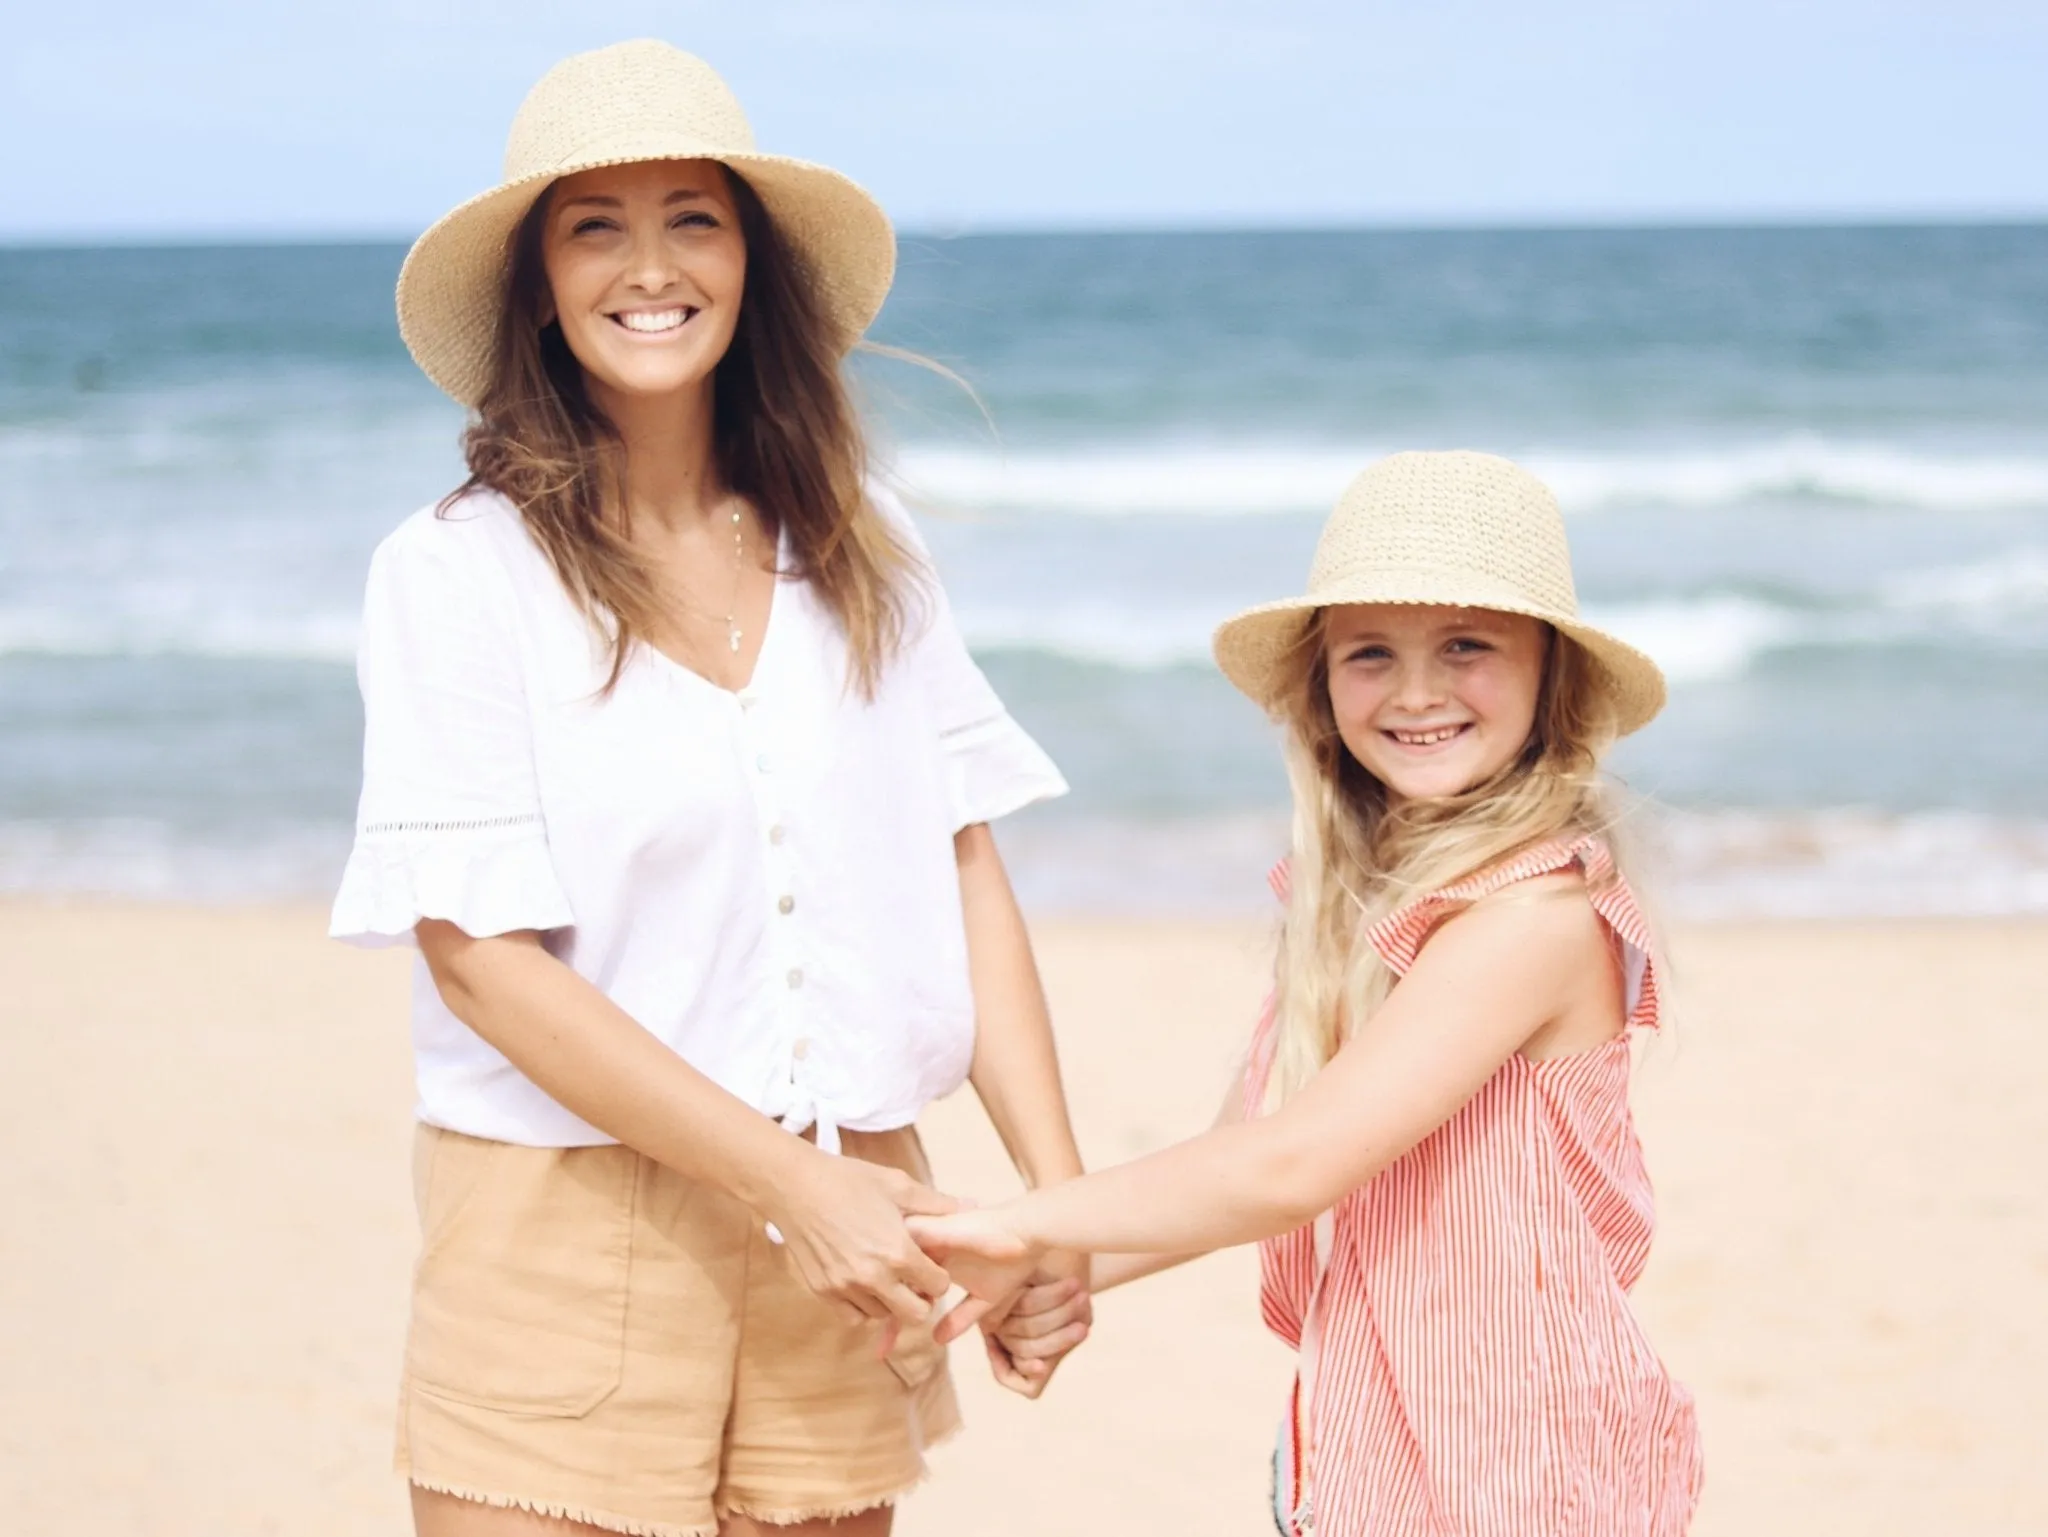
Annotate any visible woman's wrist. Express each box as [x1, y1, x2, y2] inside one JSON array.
[[725, 1123, 819, 1218]]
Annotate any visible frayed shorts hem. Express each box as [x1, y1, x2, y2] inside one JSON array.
[[714, 1410, 964, 1527], [409, 1474, 720, 1537]]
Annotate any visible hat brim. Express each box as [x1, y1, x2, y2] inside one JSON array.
[[1212, 568, 1668, 738], [396, 144, 895, 407]]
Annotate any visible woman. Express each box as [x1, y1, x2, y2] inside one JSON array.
[[331, 40, 1088, 1537]]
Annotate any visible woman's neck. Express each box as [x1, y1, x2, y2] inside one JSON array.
[[597, 378, 725, 536]]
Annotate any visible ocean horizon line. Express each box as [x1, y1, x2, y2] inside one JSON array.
[[6, 213, 2048, 253]]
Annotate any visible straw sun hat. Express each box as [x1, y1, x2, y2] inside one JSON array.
[[1212, 451, 1667, 735], [397, 39, 895, 406]]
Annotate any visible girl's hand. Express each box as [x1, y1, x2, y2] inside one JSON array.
[[909, 1207, 1043, 1339], [764, 1152, 959, 1330], [986, 1264, 1093, 1397]]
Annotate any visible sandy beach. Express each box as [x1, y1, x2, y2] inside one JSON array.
[[3, 901, 2043, 1535]]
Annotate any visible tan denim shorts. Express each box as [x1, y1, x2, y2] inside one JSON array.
[[398, 1123, 960, 1537]]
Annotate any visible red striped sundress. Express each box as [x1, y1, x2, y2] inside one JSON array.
[[1248, 836, 1702, 1537]]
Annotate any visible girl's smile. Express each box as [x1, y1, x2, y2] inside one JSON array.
[[1322, 603, 1548, 802]]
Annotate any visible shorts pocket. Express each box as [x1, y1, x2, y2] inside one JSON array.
[[881, 1310, 948, 1392], [406, 1128, 640, 1417]]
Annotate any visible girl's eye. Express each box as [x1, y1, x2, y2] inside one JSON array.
[[1343, 644, 1393, 663], [1446, 636, 1493, 656]]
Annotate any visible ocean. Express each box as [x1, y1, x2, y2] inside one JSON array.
[[5, 226, 2047, 914]]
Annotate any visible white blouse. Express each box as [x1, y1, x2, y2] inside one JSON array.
[[329, 487, 1065, 1149]]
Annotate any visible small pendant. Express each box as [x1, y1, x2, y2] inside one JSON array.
[[729, 624, 742, 653]]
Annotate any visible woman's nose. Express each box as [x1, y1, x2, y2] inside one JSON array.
[[624, 224, 680, 291]]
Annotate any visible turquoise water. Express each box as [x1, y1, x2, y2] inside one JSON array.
[[4, 228, 2047, 911]]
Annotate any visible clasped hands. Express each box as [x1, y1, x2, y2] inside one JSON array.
[[761, 1153, 1091, 1399]]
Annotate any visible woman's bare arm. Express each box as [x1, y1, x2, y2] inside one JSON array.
[[416, 921, 953, 1325]]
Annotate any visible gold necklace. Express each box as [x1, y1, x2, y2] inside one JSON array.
[[722, 498, 746, 656]]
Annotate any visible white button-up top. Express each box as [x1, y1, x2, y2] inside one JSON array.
[[329, 488, 1065, 1149]]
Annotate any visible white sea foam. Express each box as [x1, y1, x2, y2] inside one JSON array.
[[0, 608, 359, 663], [949, 550, 2048, 681], [944, 807, 2048, 918], [10, 807, 2048, 917], [890, 436, 2048, 518], [9, 546, 2047, 684]]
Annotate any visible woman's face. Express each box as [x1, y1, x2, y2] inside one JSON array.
[[1322, 604, 1548, 802], [539, 158, 747, 409]]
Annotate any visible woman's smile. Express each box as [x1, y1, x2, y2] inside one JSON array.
[[609, 304, 699, 334]]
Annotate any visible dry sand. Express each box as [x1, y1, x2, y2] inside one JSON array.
[[3, 901, 2044, 1535]]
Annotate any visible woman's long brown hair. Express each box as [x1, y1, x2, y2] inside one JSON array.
[[445, 165, 917, 695]]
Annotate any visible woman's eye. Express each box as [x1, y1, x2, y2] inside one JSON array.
[[570, 217, 616, 236], [672, 211, 720, 230]]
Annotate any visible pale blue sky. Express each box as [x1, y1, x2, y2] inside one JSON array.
[[6, 0, 2046, 239]]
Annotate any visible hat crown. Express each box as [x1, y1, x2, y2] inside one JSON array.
[[503, 40, 755, 182], [1308, 450, 1579, 617]]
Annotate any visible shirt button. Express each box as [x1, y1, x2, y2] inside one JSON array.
[[768, 824, 786, 845], [786, 968, 804, 990], [792, 1038, 810, 1061], [777, 894, 795, 915], [756, 753, 772, 773]]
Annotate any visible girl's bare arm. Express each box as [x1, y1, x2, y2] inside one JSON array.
[[917, 886, 1610, 1286]]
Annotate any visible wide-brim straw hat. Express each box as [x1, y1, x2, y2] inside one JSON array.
[[1213, 450, 1666, 736], [397, 39, 895, 406]]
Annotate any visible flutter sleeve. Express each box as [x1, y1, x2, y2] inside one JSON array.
[[877, 487, 1068, 830], [328, 515, 575, 948]]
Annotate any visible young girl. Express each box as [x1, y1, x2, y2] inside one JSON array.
[[918, 451, 1704, 1535], [330, 41, 1088, 1537]]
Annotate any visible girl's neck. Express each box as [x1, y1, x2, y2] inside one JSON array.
[[595, 376, 726, 537]]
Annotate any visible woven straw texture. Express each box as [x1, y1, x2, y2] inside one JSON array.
[[1212, 451, 1666, 735], [396, 40, 895, 406]]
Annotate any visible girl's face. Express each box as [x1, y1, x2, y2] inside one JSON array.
[[1323, 604, 1548, 802], [539, 158, 747, 410]]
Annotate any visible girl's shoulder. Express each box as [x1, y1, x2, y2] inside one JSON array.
[[1404, 834, 1660, 1031], [1376, 834, 1642, 963]]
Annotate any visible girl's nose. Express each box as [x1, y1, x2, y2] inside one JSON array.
[[1391, 657, 1448, 712]]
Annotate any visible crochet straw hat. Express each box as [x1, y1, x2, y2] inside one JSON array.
[[1213, 451, 1666, 735], [397, 39, 895, 406]]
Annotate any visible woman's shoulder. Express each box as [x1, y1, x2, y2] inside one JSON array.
[[376, 486, 524, 566], [360, 488, 552, 640], [370, 487, 553, 602]]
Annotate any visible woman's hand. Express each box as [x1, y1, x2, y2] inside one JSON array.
[[764, 1150, 960, 1328]]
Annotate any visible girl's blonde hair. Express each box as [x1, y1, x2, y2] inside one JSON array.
[[1266, 610, 1627, 1104]]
